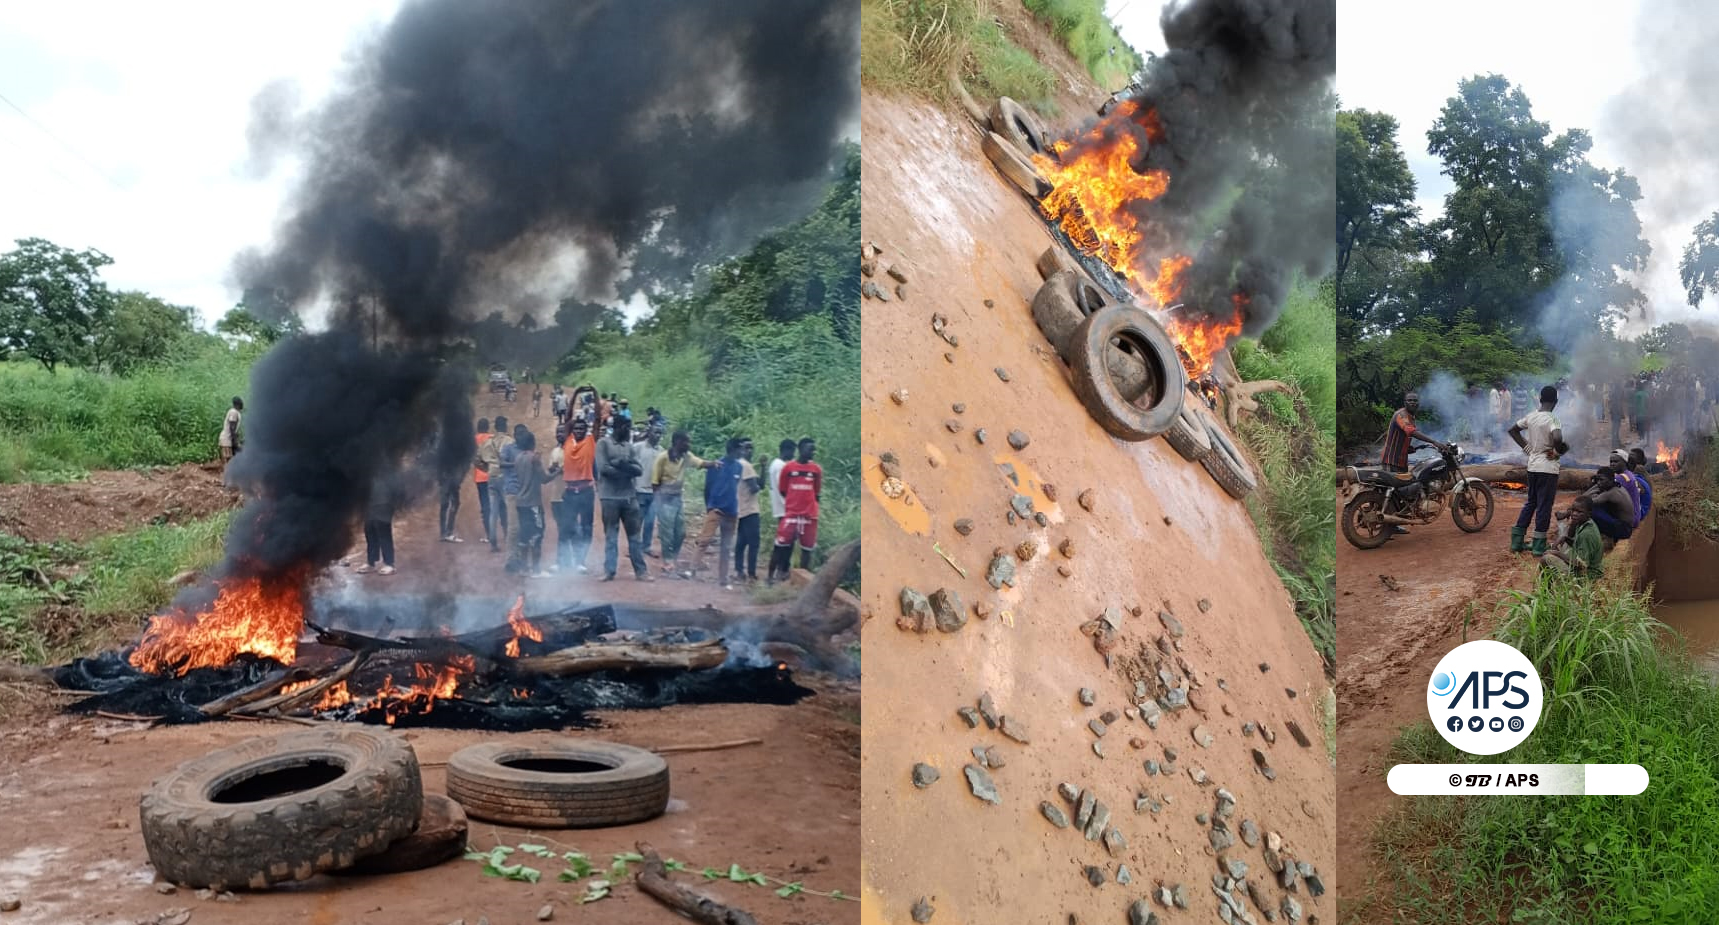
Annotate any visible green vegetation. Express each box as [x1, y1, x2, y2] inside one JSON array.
[[1233, 276, 1336, 669], [0, 338, 257, 482], [1022, 0, 1141, 89], [464, 842, 853, 904], [1359, 576, 1719, 922], [557, 146, 860, 568], [0, 513, 230, 664], [861, 0, 1054, 110]]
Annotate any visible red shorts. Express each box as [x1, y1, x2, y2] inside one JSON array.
[[774, 515, 818, 549]]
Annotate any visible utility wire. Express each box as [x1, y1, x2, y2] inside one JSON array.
[[0, 89, 124, 190]]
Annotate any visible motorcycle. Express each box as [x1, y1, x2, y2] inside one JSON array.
[[1339, 443, 1495, 549]]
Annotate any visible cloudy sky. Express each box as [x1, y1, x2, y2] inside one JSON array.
[[0, 2, 407, 326], [1337, 0, 1719, 337]]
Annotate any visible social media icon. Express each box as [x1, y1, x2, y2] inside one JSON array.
[[1508, 716, 1524, 732], [1467, 716, 1484, 733], [1447, 715, 1464, 732], [1488, 717, 1504, 732]]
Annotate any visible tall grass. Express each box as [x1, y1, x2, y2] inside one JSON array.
[[1232, 277, 1336, 667], [0, 339, 256, 482], [1021, 0, 1142, 89], [861, 0, 1056, 110], [1365, 574, 1719, 922], [0, 513, 231, 664]]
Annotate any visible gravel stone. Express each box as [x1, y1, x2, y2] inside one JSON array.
[[1198, 598, 1212, 612], [1088, 719, 1108, 737], [957, 706, 980, 728], [1281, 896, 1302, 922], [1128, 899, 1157, 925], [1000, 715, 1030, 743], [975, 428, 987, 444], [1059, 782, 1080, 804], [1076, 790, 1096, 830], [1286, 721, 1313, 748], [0, 897, 19, 912], [1145, 760, 1159, 776], [1240, 819, 1261, 848], [954, 518, 974, 535], [1259, 662, 1271, 673], [911, 763, 940, 788], [1083, 801, 1111, 841], [1078, 687, 1096, 706], [1078, 489, 1096, 511], [995, 367, 1012, 383], [155, 883, 177, 895], [1041, 801, 1071, 828], [964, 765, 1000, 804], [1084, 865, 1105, 887], [983, 746, 1006, 768], [1102, 826, 1127, 857], [912, 897, 934, 923], [1159, 611, 1185, 638], [985, 554, 1016, 589], [898, 588, 932, 633], [1209, 820, 1235, 853], [1173, 883, 1190, 909], [1100, 709, 1119, 724], [1010, 494, 1035, 518], [1116, 864, 1131, 885], [929, 588, 967, 633], [1007, 429, 1030, 450], [537, 904, 554, 922], [978, 693, 1000, 728], [944, 419, 962, 433], [1192, 725, 1214, 748], [1224, 858, 1249, 880]]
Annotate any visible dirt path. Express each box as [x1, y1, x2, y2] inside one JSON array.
[[1333, 487, 1560, 918], [0, 464, 237, 544], [0, 692, 858, 925], [857, 93, 1334, 925]]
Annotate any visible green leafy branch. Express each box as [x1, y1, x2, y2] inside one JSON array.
[[462, 841, 854, 903]]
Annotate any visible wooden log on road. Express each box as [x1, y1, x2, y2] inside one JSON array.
[[511, 639, 728, 676], [634, 842, 758, 925]]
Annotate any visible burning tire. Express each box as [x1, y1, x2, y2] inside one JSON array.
[[1164, 393, 1213, 462], [1199, 414, 1258, 500], [139, 728, 423, 889], [981, 131, 1052, 199], [988, 96, 1052, 159], [337, 794, 468, 876], [1068, 305, 1185, 441], [446, 740, 669, 828]]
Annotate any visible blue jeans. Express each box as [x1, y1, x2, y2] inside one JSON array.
[[601, 497, 647, 578], [1592, 507, 1634, 540], [638, 491, 656, 550]]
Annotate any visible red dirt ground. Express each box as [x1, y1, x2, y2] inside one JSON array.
[[857, 90, 1334, 925], [0, 388, 859, 925], [0, 465, 238, 545], [1333, 487, 1556, 920]]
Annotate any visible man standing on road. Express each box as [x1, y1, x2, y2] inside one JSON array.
[[532, 384, 544, 418], [773, 437, 824, 576], [1381, 392, 1448, 473], [473, 418, 495, 546], [561, 417, 597, 572], [1490, 381, 1512, 450], [636, 426, 665, 556], [1508, 386, 1566, 555], [1608, 380, 1627, 450], [500, 423, 528, 572], [764, 439, 795, 584], [476, 415, 513, 552], [219, 397, 244, 467], [596, 415, 653, 582], [544, 423, 566, 573], [733, 438, 763, 584], [438, 448, 463, 544], [513, 430, 551, 578], [653, 430, 715, 576], [688, 438, 744, 589]]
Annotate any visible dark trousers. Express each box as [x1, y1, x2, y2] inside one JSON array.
[[487, 482, 509, 548], [601, 497, 647, 578], [475, 481, 493, 544], [363, 520, 395, 566], [439, 482, 460, 537], [735, 513, 760, 579], [638, 491, 656, 550], [513, 503, 544, 574], [550, 498, 566, 564], [1514, 471, 1558, 537], [1592, 508, 1634, 540], [566, 483, 595, 568]]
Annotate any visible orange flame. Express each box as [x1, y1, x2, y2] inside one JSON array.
[[502, 595, 542, 658], [1656, 441, 1682, 471], [129, 572, 307, 675], [1165, 295, 1248, 377]]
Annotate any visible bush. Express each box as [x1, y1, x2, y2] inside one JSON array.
[[0, 338, 256, 482], [861, 0, 1056, 110], [1021, 0, 1142, 89]]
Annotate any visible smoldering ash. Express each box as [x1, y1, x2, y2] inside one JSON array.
[[1119, 0, 1336, 335], [209, 0, 857, 592]]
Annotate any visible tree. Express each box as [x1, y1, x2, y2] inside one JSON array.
[[215, 305, 302, 344], [1335, 109, 1418, 326], [1679, 211, 1719, 309], [99, 290, 196, 373], [0, 237, 118, 372]]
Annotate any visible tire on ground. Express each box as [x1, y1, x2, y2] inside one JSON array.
[[1200, 414, 1259, 499], [1164, 395, 1213, 462], [1036, 246, 1075, 281], [1068, 305, 1186, 441], [445, 740, 669, 829], [988, 96, 1052, 158], [1032, 272, 1153, 402], [337, 793, 468, 876], [981, 131, 1052, 199], [139, 728, 423, 889]]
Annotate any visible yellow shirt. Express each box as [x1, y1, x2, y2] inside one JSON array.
[[651, 450, 707, 490]]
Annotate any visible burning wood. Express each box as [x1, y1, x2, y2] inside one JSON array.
[[129, 571, 309, 675], [1657, 441, 1683, 473]]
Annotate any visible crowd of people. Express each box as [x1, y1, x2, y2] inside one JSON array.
[[431, 380, 825, 591], [1438, 371, 1716, 456]]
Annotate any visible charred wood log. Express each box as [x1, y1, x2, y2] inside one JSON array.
[[0, 663, 54, 686], [634, 842, 759, 925], [1461, 465, 1595, 491], [199, 665, 319, 717], [232, 651, 370, 716], [510, 639, 728, 676]]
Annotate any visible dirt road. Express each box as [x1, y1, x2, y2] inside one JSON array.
[[857, 92, 1334, 925], [1333, 486, 1556, 916]]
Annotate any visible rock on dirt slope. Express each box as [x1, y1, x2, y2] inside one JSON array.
[[857, 92, 1335, 925]]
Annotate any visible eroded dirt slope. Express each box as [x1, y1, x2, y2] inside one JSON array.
[[858, 93, 1334, 925]]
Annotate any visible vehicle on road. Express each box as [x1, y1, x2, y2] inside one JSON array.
[[1339, 443, 1495, 549], [488, 366, 513, 395]]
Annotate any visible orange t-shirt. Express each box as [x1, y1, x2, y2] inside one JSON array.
[[563, 434, 595, 482], [474, 432, 492, 483]]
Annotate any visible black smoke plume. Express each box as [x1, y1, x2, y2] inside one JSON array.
[[203, 0, 856, 595], [1090, 0, 1335, 335]]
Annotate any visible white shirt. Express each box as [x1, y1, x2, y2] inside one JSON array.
[[768, 457, 788, 518], [1515, 410, 1562, 475], [219, 408, 241, 447]]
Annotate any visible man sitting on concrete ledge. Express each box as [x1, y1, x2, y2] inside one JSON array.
[[1543, 495, 1604, 580]]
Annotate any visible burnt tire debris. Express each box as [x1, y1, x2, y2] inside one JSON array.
[[981, 131, 1052, 199], [139, 727, 424, 889], [1200, 413, 1259, 500], [1068, 305, 1186, 441], [446, 739, 670, 828]]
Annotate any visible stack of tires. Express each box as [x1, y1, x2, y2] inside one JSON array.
[[1029, 257, 1257, 500], [139, 728, 670, 889], [980, 96, 1056, 198]]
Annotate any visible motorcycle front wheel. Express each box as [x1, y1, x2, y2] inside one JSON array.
[[1342, 489, 1394, 550], [1451, 481, 1495, 533]]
